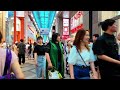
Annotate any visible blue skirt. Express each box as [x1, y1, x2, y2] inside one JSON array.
[[36, 55, 46, 78]]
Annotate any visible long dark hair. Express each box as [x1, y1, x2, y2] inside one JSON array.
[[73, 29, 90, 52], [52, 33, 60, 43]]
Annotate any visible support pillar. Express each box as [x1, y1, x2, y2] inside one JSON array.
[[89, 11, 92, 39], [17, 31, 21, 42], [19, 17, 24, 40], [14, 11, 17, 43]]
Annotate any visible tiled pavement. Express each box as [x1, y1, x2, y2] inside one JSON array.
[[21, 58, 70, 79]]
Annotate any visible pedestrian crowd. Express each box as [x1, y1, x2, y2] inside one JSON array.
[[0, 18, 120, 79]]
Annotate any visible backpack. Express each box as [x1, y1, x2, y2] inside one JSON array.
[[0, 49, 16, 79]]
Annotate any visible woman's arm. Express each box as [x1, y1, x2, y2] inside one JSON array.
[[69, 64, 74, 79], [45, 42, 53, 68], [45, 53, 52, 68], [67, 46, 77, 79], [14, 46, 18, 55], [11, 60, 24, 79], [90, 61, 98, 79], [34, 53, 38, 67]]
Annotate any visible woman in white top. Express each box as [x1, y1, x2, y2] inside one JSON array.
[[68, 29, 98, 79]]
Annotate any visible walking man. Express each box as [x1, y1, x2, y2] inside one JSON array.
[[17, 39, 26, 65]]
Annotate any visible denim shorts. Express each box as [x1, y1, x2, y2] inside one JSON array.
[[73, 65, 90, 79], [36, 55, 46, 78]]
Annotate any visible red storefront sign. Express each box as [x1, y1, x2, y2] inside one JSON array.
[[62, 35, 69, 40], [74, 11, 83, 20], [70, 24, 83, 33], [63, 26, 69, 35], [70, 11, 83, 33]]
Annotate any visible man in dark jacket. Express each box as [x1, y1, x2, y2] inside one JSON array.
[[17, 39, 26, 65]]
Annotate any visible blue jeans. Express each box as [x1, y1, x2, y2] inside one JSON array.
[[36, 55, 46, 78], [73, 65, 90, 79]]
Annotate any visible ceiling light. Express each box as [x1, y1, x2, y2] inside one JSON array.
[[56, 11, 59, 15], [31, 13, 33, 18]]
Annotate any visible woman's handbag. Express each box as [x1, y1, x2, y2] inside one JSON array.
[[75, 47, 94, 79], [48, 67, 63, 79]]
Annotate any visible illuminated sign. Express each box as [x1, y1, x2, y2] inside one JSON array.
[[40, 28, 49, 35], [70, 11, 83, 33], [63, 18, 69, 35]]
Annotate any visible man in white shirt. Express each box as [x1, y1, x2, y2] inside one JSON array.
[[26, 42, 30, 57]]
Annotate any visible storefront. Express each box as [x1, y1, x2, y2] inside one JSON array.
[[27, 25, 37, 44], [70, 11, 83, 40], [26, 13, 37, 44], [11, 17, 21, 43]]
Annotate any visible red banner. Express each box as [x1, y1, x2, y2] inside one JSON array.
[[70, 24, 83, 33], [74, 11, 83, 20], [62, 35, 69, 40]]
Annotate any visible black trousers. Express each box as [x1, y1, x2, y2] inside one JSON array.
[[101, 74, 120, 79], [100, 68, 120, 79], [66, 57, 69, 74], [18, 54, 25, 65], [33, 53, 34, 58]]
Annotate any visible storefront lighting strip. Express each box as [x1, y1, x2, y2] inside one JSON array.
[[30, 11, 40, 32], [32, 11, 40, 29], [50, 11, 57, 30], [49, 11, 56, 30], [56, 11, 59, 15]]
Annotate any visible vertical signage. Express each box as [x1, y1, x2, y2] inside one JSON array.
[[63, 18, 69, 35], [70, 17, 73, 30]]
